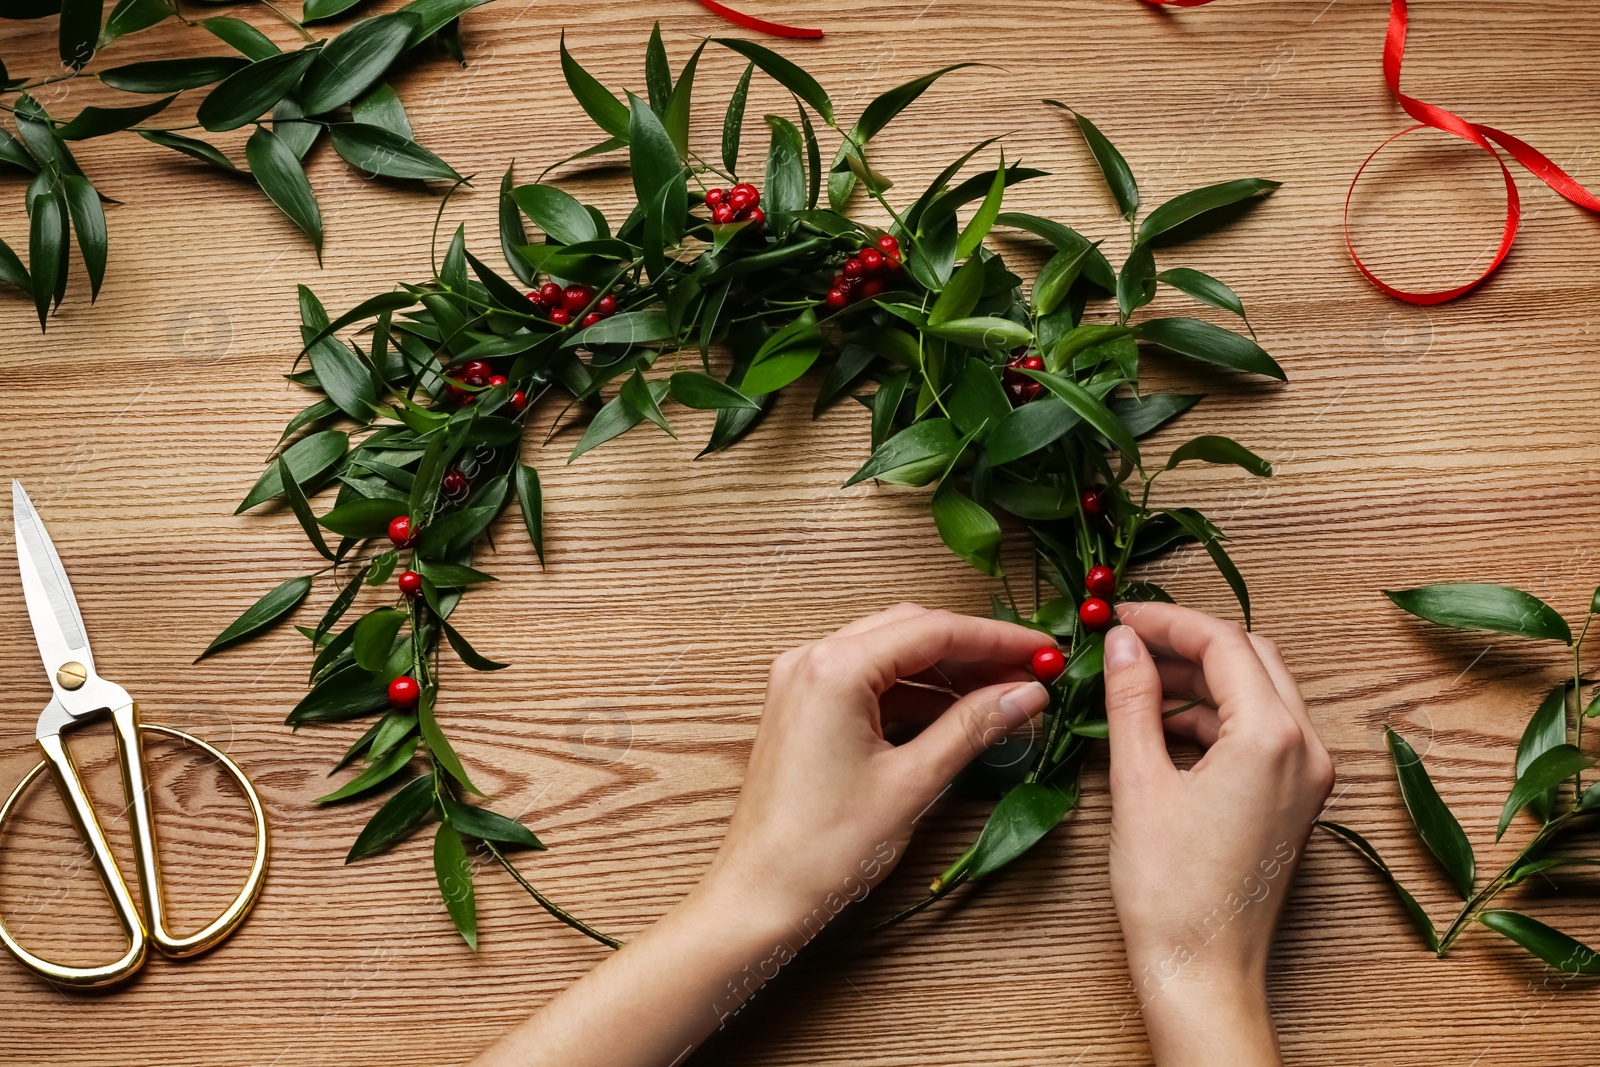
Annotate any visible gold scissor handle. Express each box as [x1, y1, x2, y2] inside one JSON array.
[[0, 705, 270, 987]]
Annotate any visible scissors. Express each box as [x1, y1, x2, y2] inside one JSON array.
[[0, 482, 269, 987]]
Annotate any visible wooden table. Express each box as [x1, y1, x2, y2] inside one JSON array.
[[3, 1, 1600, 1063]]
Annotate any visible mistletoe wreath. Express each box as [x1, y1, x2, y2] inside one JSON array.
[[210, 27, 1286, 948]]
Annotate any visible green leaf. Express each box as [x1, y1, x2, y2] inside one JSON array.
[[712, 37, 832, 124], [1516, 682, 1570, 822], [59, 0, 104, 69], [415, 559, 496, 587], [200, 575, 313, 658], [1156, 267, 1246, 320], [514, 463, 544, 567], [1164, 507, 1250, 627], [932, 483, 1002, 577], [563, 309, 672, 349], [1023, 370, 1140, 467], [740, 309, 821, 395], [1031, 241, 1100, 318], [418, 684, 478, 793], [299, 286, 375, 416], [569, 392, 644, 461], [1317, 821, 1437, 951], [319, 496, 408, 538], [1164, 435, 1270, 477], [352, 607, 406, 672], [329, 123, 462, 181], [763, 113, 805, 218], [946, 356, 1011, 437], [844, 419, 961, 487], [1109, 392, 1200, 439], [351, 82, 411, 139], [441, 617, 509, 671], [831, 63, 976, 209], [313, 563, 370, 644], [1498, 745, 1593, 840], [1117, 244, 1156, 321], [1478, 911, 1600, 975], [238, 429, 349, 511], [1136, 177, 1280, 247], [955, 153, 1005, 260], [1386, 728, 1475, 899], [302, 0, 366, 21], [1383, 584, 1572, 644], [101, 0, 173, 44], [136, 129, 239, 172], [628, 91, 685, 243], [924, 316, 1031, 352], [559, 30, 629, 141], [247, 126, 323, 254], [443, 800, 543, 849], [197, 49, 318, 131], [1136, 317, 1283, 381], [621, 371, 672, 436], [55, 94, 174, 140], [345, 774, 434, 862], [101, 55, 247, 93], [433, 822, 478, 949], [60, 175, 105, 301], [967, 781, 1076, 880], [668, 371, 759, 410], [644, 20, 671, 112], [0, 234, 31, 296], [663, 39, 704, 156], [300, 13, 415, 115], [721, 61, 753, 174], [286, 663, 392, 724], [27, 187, 65, 329], [395, 0, 491, 45], [1044, 323, 1132, 373], [997, 211, 1116, 291], [985, 398, 1080, 466], [316, 737, 418, 803], [1055, 104, 1137, 219], [928, 253, 985, 327], [277, 454, 335, 561], [510, 183, 598, 245], [201, 15, 279, 59]]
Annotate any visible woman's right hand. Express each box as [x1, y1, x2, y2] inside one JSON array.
[[1101, 602, 1335, 1067]]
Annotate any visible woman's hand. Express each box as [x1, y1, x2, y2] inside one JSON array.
[[1103, 603, 1335, 1067], [470, 604, 1052, 1067]]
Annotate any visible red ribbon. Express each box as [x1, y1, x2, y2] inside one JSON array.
[[696, 0, 823, 39], [1144, 0, 1600, 304]]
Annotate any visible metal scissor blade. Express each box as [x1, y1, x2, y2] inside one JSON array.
[[12, 481, 93, 684]]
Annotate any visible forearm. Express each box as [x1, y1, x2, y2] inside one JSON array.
[[1137, 971, 1281, 1067], [470, 877, 800, 1067]]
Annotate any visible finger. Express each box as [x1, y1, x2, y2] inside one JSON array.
[[1103, 625, 1178, 790], [1153, 656, 1214, 705], [829, 610, 1047, 694], [879, 681, 956, 730], [903, 660, 1037, 694], [895, 680, 1050, 786], [1247, 633, 1315, 735], [1161, 700, 1221, 748], [831, 602, 928, 639], [1115, 602, 1283, 723]]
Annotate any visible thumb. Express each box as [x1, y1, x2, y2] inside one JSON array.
[[899, 680, 1050, 787], [1103, 625, 1176, 792]]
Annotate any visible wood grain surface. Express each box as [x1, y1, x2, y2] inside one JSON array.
[[3, 1, 1600, 1064]]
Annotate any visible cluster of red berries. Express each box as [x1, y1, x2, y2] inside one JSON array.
[[1079, 563, 1117, 632], [383, 520, 427, 707], [824, 235, 902, 311], [526, 281, 618, 329], [445, 359, 527, 414], [1002, 349, 1045, 407], [705, 183, 764, 228]]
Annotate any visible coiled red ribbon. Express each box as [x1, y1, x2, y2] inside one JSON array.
[[1147, 0, 1600, 304]]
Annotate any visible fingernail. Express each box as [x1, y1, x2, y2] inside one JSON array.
[[1103, 625, 1137, 672], [996, 681, 1050, 731]]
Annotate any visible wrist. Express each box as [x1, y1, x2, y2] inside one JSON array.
[[1134, 968, 1280, 1067]]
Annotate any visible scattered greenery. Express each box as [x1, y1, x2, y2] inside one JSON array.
[[0, 0, 491, 327], [213, 26, 1284, 946]]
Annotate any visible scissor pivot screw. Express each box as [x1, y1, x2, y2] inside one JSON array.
[[57, 662, 87, 690]]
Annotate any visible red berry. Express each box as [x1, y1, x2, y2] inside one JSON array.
[[397, 570, 423, 598], [1081, 489, 1105, 518], [1079, 597, 1113, 631], [549, 307, 571, 326], [859, 278, 884, 299], [509, 389, 527, 414], [387, 516, 415, 548], [581, 311, 602, 328], [746, 207, 764, 228], [727, 190, 753, 213], [842, 258, 863, 279], [831, 274, 848, 290], [1085, 564, 1116, 599], [562, 286, 591, 314], [705, 188, 725, 207], [388, 675, 421, 709], [713, 204, 735, 225], [538, 282, 563, 307], [442, 469, 469, 498], [597, 294, 617, 316], [882, 252, 902, 272], [859, 247, 884, 273], [876, 234, 900, 256], [488, 374, 508, 387], [1031, 647, 1066, 684], [1022, 355, 1044, 372], [826, 289, 848, 310], [732, 182, 758, 203]]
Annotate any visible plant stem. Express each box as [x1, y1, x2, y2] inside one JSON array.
[[483, 840, 624, 950], [1575, 615, 1592, 799], [257, 0, 315, 41]]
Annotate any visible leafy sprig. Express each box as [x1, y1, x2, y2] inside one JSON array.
[[214, 27, 1284, 947], [0, 0, 489, 326], [1327, 582, 1600, 973]]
